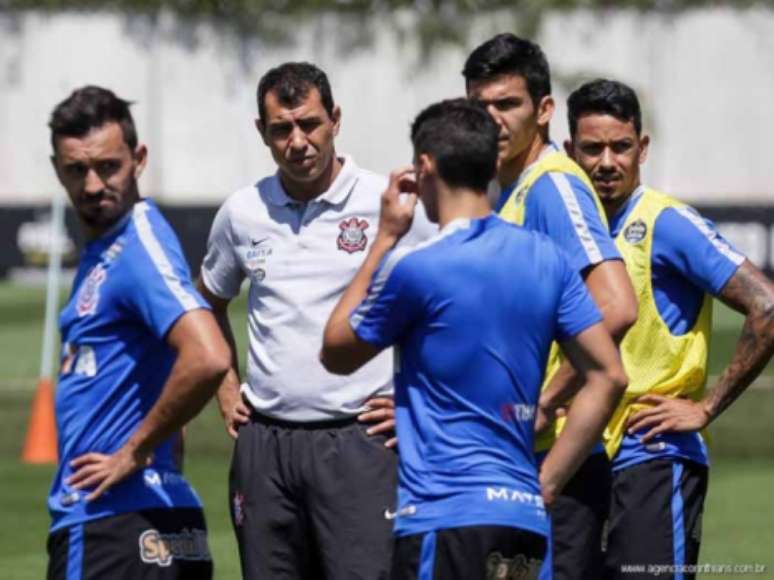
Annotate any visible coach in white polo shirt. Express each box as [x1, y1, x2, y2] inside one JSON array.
[[197, 62, 433, 580]]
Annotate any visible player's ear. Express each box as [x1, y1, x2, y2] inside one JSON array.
[[417, 153, 436, 179], [639, 134, 650, 165], [132, 144, 148, 179], [255, 118, 269, 146], [331, 105, 342, 136], [537, 95, 555, 127]]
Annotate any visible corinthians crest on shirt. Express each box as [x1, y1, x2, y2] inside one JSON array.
[[77, 264, 108, 317], [337, 217, 369, 253], [623, 219, 648, 244]]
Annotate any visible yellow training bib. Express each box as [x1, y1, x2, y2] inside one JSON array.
[[603, 188, 712, 458]]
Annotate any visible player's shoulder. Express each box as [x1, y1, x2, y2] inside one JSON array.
[[378, 219, 469, 280], [113, 200, 183, 280], [528, 171, 596, 217], [651, 191, 711, 239], [126, 198, 179, 247], [534, 170, 593, 198], [650, 190, 744, 261]]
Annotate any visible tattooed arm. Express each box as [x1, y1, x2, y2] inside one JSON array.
[[628, 260, 774, 441]]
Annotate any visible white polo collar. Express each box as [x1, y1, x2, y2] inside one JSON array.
[[266, 155, 359, 207]]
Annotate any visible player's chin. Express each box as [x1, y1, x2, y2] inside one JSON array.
[[593, 182, 622, 200]]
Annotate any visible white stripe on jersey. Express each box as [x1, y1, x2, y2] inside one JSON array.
[[549, 173, 603, 265], [133, 203, 201, 311], [350, 217, 471, 328], [674, 207, 745, 266]]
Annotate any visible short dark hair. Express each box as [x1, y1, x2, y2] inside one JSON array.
[[257, 62, 335, 122], [567, 79, 642, 137], [463, 33, 551, 106], [49, 85, 138, 152], [411, 98, 499, 192]]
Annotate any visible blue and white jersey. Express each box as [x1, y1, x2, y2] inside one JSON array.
[[49, 199, 209, 532], [351, 215, 602, 537], [609, 187, 745, 470], [497, 143, 622, 274]]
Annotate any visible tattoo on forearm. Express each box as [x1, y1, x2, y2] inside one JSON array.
[[706, 263, 774, 419]]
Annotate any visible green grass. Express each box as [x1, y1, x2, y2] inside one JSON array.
[[0, 282, 772, 579]]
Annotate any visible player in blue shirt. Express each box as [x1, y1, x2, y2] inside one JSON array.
[[320, 99, 628, 580], [463, 34, 639, 580], [46, 86, 231, 579], [565, 79, 774, 579]]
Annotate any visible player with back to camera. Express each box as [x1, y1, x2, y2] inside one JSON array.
[[46, 85, 231, 579], [463, 33, 639, 580], [565, 78, 774, 580], [197, 62, 434, 580], [321, 98, 628, 580]]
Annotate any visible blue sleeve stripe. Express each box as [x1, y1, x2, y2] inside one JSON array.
[[350, 218, 470, 329], [133, 203, 201, 312], [548, 173, 603, 264], [673, 207, 745, 266]]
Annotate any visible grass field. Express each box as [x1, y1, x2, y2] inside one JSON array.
[[0, 282, 772, 579]]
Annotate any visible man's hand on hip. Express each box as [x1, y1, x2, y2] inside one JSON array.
[[358, 396, 397, 448], [217, 381, 251, 439]]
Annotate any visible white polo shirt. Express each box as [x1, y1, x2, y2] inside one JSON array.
[[201, 155, 435, 421]]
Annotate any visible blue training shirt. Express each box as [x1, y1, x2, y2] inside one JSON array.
[[505, 144, 621, 460], [49, 199, 209, 532], [351, 214, 602, 537], [608, 187, 745, 470]]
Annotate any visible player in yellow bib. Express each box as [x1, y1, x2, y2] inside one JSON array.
[[565, 79, 774, 580], [463, 35, 638, 580]]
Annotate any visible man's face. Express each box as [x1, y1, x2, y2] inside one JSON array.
[[467, 74, 549, 166], [52, 122, 146, 233], [567, 113, 649, 207], [258, 87, 340, 188]]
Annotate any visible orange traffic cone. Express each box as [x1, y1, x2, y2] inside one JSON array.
[[21, 377, 58, 464]]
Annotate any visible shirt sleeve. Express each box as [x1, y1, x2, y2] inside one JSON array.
[[124, 205, 210, 340], [527, 172, 621, 273], [349, 248, 421, 349], [653, 207, 745, 296], [200, 201, 245, 300], [555, 248, 604, 341]]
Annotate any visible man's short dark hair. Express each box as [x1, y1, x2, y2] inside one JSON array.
[[463, 33, 551, 106], [49, 86, 137, 153], [567, 79, 642, 137], [411, 98, 499, 192], [257, 62, 335, 122]]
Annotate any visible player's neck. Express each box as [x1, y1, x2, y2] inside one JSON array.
[[497, 133, 549, 189], [280, 155, 343, 203], [603, 183, 641, 222], [437, 186, 492, 228]]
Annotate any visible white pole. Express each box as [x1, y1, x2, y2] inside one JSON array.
[[39, 191, 65, 380]]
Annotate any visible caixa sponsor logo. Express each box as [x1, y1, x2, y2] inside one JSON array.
[[485, 487, 544, 510], [500, 403, 535, 423], [139, 528, 210, 567]]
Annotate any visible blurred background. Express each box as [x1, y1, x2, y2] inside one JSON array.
[[0, 1, 772, 578]]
